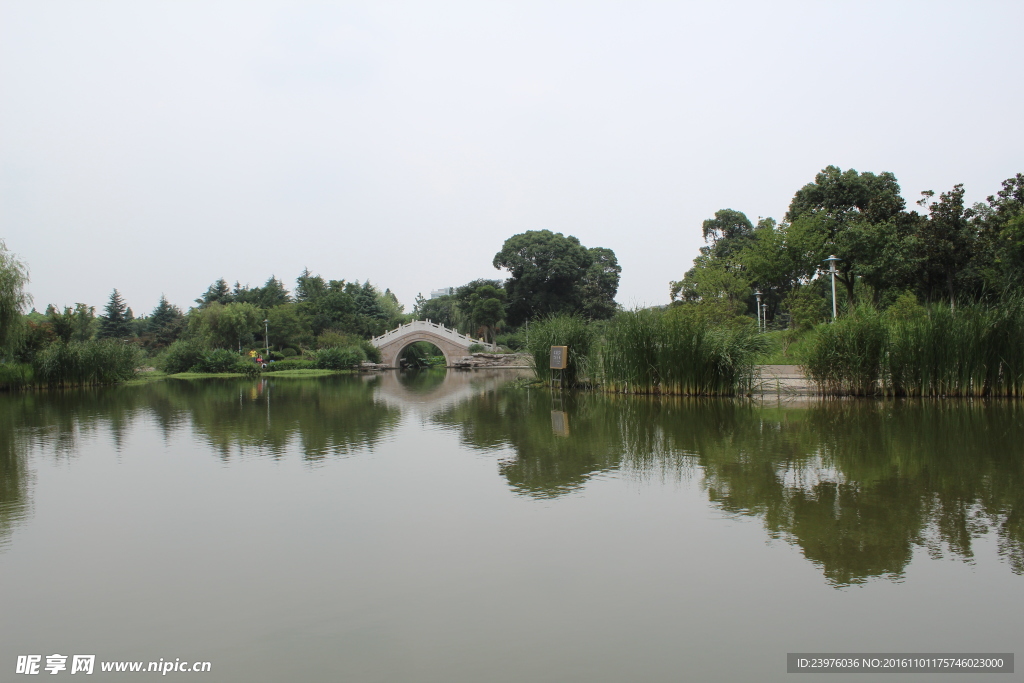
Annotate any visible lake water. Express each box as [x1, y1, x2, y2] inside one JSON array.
[[1, 370, 1022, 681]]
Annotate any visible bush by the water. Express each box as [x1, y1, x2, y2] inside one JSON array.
[[192, 348, 242, 373], [159, 339, 206, 374], [315, 345, 366, 370], [34, 339, 142, 387], [804, 299, 1024, 396]]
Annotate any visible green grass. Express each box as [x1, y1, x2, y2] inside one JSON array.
[[755, 329, 815, 365], [803, 298, 1024, 396]]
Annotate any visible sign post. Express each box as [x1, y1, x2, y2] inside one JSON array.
[[549, 345, 568, 388]]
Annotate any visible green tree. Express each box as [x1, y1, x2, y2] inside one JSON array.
[[412, 293, 460, 328], [456, 280, 506, 344], [579, 247, 621, 320], [915, 184, 976, 308], [148, 295, 184, 347], [0, 240, 31, 358], [98, 289, 134, 339], [493, 230, 618, 325], [701, 209, 756, 260], [785, 166, 907, 305], [195, 278, 233, 307]]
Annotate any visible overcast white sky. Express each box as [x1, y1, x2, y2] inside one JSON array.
[[2, 1, 1022, 316]]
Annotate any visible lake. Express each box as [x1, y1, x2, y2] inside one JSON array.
[[1, 370, 1021, 681]]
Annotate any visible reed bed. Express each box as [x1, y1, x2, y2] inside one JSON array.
[[33, 340, 142, 387], [805, 299, 1024, 397], [528, 310, 768, 395], [526, 314, 595, 387], [600, 309, 769, 395]]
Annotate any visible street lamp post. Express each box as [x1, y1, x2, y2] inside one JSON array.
[[264, 319, 269, 356], [761, 303, 768, 330], [755, 290, 763, 332], [824, 255, 841, 321]]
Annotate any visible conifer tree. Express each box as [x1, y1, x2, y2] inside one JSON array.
[[98, 289, 134, 339]]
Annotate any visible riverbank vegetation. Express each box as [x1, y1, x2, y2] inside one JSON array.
[[2, 167, 1022, 394]]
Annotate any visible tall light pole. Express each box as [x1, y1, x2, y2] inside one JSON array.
[[754, 290, 763, 332], [264, 319, 269, 356], [761, 303, 768, 330], [824, 255, 841, 321]]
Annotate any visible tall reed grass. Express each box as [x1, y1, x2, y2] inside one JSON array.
[[600, 309, 769, 395], [526, 315, 595, 387], [805, 298, 1024, 397], [33, 340, 142, 387]]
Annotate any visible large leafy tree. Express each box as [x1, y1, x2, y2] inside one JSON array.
[[456, 279, 506, 343], [785, 166, 907, 304], [98, 289, 134, 339], [915, 184, 977, 307], [493, 230, 619, 325], [148, 295, 184, 347], [0, 240, 31, 357]]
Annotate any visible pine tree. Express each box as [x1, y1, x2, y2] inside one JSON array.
[[98, 289, 134, 339]]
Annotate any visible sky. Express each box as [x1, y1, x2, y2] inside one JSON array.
[[2, 0, 1022, 317]]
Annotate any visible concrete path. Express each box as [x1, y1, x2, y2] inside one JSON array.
[[756, 365, 816, 396]]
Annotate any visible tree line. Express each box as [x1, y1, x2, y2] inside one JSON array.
[[0, 229, 621, 376], [672, 167, 1024, 326]]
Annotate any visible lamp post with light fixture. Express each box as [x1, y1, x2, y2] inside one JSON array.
[[824, 255, 841, 321]]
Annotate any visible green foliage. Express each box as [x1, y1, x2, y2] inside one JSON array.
[[783, 284, 830, 330], [804, 305, 887, 396], [494, 329, 526, 351], [468, 343, 485, 353], [456, 279, 506, 343], [145, 295, 184, 348], [600, 308, 769, 395], [0, 363, 33, 390], [33, 340, 142, 386], [0, 239, 31, 358], [494, 230, 620, 325], [804, 298, 1024, 397], [193, 349, 242, 373], [188, 301, 263, 350], [280, 347, 297, 357], [159, 339, 207, 374], [314, 346, 366, 370], [98, 289, 135, 339], [526, 314, 595, 387]]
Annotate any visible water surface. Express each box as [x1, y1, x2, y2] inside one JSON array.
[[1, 370, 1021, 681]]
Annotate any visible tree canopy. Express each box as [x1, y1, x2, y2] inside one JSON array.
[[493, 230, 619, 325]]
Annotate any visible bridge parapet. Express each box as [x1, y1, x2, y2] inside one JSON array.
[[371, 320, 484, 348]]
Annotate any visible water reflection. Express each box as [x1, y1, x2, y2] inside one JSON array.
[[1, 373, 1023, 587], [435, 390, 1024, 585]]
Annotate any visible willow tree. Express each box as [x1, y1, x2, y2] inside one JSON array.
[[0, 240, 31, 358]]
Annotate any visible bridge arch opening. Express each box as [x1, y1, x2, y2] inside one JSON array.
[[398, 341, 447, 369]]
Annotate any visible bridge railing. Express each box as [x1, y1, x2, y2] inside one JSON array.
[[371, 319, 487, 348]]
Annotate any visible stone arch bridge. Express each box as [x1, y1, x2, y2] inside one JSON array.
[[371, 320, 492, 368]]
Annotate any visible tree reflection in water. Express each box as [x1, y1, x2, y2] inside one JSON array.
[[2, 375, 1022, 586], [434, 390, 1024, 586]]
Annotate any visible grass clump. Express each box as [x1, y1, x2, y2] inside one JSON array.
[[600, 308, 769, 395], [804, 297, 1024, 396], [526, 314, 595, 387], [34, 339, 142, 387]]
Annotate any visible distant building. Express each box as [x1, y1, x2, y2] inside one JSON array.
[[430, 287, 453, 299]]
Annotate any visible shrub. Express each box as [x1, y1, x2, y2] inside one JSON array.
[[468, 343, 485, 353], [495, 329, 525, 351], [160, 339, 206, 374], [235, 359, 263, 377], [314, 345, 366, 370], [281, 347, 297, 357], [193, 348, 241, 373]]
